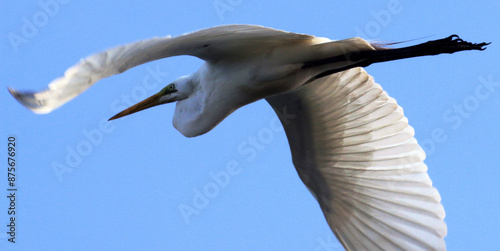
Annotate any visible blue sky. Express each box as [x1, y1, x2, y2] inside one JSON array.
[[1, 1, 499, 250]]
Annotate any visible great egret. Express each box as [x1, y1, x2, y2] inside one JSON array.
[[9, 25, 489, 250]]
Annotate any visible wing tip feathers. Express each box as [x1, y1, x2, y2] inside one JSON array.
[[8, 87, 49, 114]]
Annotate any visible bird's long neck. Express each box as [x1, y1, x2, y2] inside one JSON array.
[[172, 64, 245, 137]]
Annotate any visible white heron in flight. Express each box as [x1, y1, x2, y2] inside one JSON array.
[[9, 25, 488, 250]]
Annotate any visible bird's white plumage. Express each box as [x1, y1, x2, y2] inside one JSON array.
[[267, 68, 446, 250], [8, 24, 453, 250]]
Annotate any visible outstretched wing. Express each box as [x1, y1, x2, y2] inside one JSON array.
[[266, 67, 446, 251], [9, 25, 312, 114]]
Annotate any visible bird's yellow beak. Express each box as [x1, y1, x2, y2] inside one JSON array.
[[109, 92, 163, 121]]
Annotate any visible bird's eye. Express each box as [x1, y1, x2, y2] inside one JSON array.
[[162, 83, 176, 94]]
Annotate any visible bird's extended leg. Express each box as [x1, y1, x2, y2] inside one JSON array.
[[305, 35, 490, 80], [357, 35, 490, 64]]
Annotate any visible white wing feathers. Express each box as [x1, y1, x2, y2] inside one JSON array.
[[266, 67, 446, 251], [9, 25, 312, 114], [9, 36, 174, 114]]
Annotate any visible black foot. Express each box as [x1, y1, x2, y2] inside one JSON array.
[[426, 35, 490, 53]]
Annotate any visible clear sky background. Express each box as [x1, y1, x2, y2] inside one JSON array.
[[1, 1, 499, 250]]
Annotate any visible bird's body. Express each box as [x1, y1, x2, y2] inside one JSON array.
[[170, 48, 312, 136], [9, 25, 489, 250], [145, 29, 377, 137]]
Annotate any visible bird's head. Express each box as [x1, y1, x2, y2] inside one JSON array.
[[108, 76, 192, 121]]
